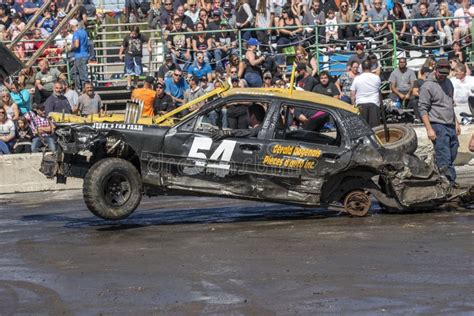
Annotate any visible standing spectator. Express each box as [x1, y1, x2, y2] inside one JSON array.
[[13, 116, 33, 153], [419, 59, 460, 183], [0, 107, 15, 154], [64, 81, 79, 112], [296, 63, 318, 92], [131, 76, 156, 117], [350, 60, 381, 128], [166, 18, 192, 71], [388, 58, 417, 106], [77, 81, 102, 115], [69, 19, 90, 92], [119, 26, 151, 91], [367, 0, 389, 40], [450, 63, 474, 119], [188, 51, 212, 81], [183, 76, 205, 108], [165, 69, 189, 108], [313, 71, 341, 98], [31, 104, 55, 152], [1, 92, 20, 122], [412, 3, 436, 45], [336, 61, 359, 103], [34, 59, 60, 104], [9, 81, 30, 115], [153, 82, 174, 114], [453, 0, 473, 43], [244, 38, 264, 88], [44, 82, 72, 116]]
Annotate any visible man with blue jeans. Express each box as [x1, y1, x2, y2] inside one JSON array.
[[31, 105, 56, 152], [419, 59, 461, 183], [69, 19, 89, 92]]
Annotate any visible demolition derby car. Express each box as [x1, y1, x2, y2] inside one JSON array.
[[41, 86, 472, 220]]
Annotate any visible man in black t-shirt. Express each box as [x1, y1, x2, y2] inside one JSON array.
[[166, 17, 192, 70], [296, 63, 319, 92], [313, 71, 340, 98], [156, 53, 182, 83], [214, 20, 237, 71], [153, 82, 174, 114], [119, 26, 151, 90]]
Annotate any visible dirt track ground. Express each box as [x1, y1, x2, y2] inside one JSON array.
[[0, 190, 473, 315]]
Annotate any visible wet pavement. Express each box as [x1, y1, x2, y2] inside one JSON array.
[[0, 190, 473, 315]]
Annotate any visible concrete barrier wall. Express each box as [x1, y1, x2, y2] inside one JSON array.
[[0, 125, 473, 194], [0, 153, 82, 194]]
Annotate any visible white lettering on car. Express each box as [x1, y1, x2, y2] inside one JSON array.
[[186, 137, 236, 175]]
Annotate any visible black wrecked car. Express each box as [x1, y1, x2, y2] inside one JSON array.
[[41, 87, 472, 220]]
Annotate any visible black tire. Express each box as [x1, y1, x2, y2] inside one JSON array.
[[373, 124, 417, 154], [83, 158, 142, 220]]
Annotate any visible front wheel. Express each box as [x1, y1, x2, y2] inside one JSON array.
[[83, 158, 142, 220]]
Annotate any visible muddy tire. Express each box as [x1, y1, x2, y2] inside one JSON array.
[[373, 124, 417, 154], [83, 158, 142, 220]]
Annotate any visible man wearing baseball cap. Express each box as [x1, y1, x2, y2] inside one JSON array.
[[348, 43, 367, 66], [419, 58, 461, 183], [68, 18, 90, 91], [131, 76, 156, 117]]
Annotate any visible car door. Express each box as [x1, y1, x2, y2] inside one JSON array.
[[255, 101, 352, 205], [159, 97, 272, 199]]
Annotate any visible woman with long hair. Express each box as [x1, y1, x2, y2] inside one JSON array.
[[235, 0, 254, 40], [336, 60, 359, 103], [295, 45, 318, 77], [1, 92, 19, 122], [388, 2, 410, 45], [277, 5, 302, 50], [436, 2, 453, 47], [336, 1, 356, 40]]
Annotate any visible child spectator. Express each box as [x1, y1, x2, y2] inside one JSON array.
[[31, 104, 55, 152], [325, 9, 338, 42], [14, 116, 33, 153], [37, 10, 58, 36]]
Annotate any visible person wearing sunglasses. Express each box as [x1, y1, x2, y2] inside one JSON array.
[[164, 70, 189, 109], [153, 82, 174, 114], [0, 108, 15, 154], [185, 0, 200, 24]]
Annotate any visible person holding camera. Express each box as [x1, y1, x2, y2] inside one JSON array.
[[244, 38, 264, 88]]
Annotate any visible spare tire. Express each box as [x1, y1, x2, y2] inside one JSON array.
[[373, 124, 417, 154]]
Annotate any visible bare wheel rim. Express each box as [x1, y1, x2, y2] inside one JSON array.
[[102, 172, 132, 207], [375, 129, 405, 144], [343, 190, 371, 217]]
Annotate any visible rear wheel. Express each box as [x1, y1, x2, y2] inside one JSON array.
[[343, 190, 371, 217], [83, 158, 142, 220], [373, 124, 417, 154]]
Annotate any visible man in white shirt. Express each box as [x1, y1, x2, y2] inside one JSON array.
[[350, 60, 381, 127], [450, 63, 474, 120]]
